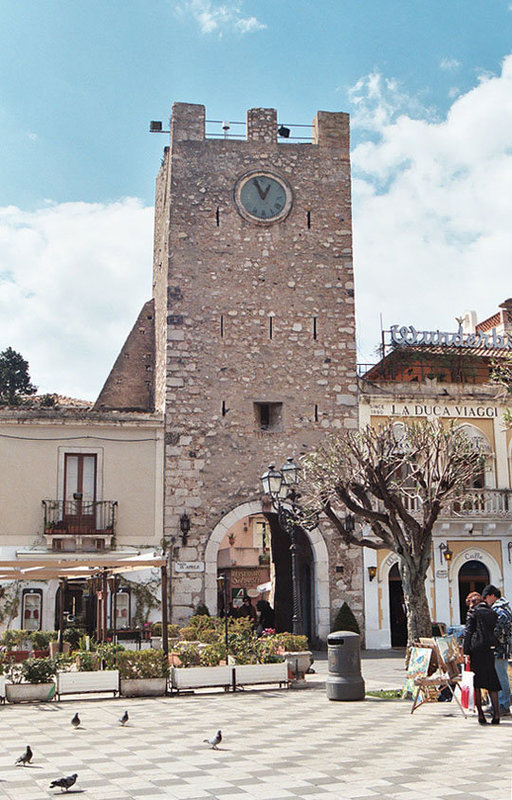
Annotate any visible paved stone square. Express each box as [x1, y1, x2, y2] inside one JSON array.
[[0, 653, 510, 800]]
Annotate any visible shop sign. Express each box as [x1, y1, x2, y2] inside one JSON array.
[[175, 561, 204, 573], [389, 404, 498, 419], [464, 551, 483, 561], [390, 323, 512, 351]]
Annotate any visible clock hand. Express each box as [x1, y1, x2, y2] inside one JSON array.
[[252, 178, 266, 200], [261, 184, 271, 200]]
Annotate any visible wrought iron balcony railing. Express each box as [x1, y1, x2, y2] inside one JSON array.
[[385, 489, 512, 518], [42, 500, 117, 536]]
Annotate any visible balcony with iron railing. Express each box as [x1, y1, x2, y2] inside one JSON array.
[[394, 489, 512, 519], [42, 499, 117, 551]]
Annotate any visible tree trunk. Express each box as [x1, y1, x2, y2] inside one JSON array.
[[399, 556, 432, 647]]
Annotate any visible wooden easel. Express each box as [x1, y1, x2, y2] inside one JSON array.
[[410, 637, 466, 717]]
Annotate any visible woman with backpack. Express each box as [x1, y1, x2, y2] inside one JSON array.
[[463, 595, 501, 724]]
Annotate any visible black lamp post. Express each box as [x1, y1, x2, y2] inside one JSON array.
[[217, 573, 229, 659], [260, 458, 318, 635]]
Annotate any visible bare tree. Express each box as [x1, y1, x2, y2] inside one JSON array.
[[302, 420, 483, 646]]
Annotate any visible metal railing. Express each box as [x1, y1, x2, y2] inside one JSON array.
[[378, 489, 512, 518], [42, 500, 117, 535]]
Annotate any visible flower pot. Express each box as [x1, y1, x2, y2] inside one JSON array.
[[6, 682, 55, 703], [33, 649, 50, 659], [6, 650, 30, 663], [282, 651, 312, 687], [120, 677, 167, 697]]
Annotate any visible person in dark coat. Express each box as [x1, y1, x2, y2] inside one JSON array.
[[463, 596, 501, 724]]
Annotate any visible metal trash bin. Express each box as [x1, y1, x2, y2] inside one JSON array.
[[326, 630, 365, 701]]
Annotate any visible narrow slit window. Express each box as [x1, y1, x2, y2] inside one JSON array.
[[269, 317, 273, 340], [307, 211, 311, 229], [313, 317, 317, 340], [216, 207, 220, 226], [222, 400, 227, 417], [314, 404, 319, 422], [220, 315, 224, 338]]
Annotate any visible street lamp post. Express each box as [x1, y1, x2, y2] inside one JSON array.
[[217, 573, 229, 659], [260, 458, 318, 636]]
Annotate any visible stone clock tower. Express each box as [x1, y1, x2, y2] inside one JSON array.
[[149, 103, 361, 637]]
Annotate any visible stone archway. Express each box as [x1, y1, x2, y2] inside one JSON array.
[[204, 500, 331, 640]]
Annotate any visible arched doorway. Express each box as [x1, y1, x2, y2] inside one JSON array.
[[458, 560, 490, 623], [215, 511, 315, 640], [388, 563, 407, 647], [205, 500, 331, 642]]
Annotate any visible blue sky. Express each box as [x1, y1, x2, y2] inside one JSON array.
[[1, 0, 512, 397]]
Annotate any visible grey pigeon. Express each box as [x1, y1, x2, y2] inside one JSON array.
[[203, 729, 222, 749], [71, 713, 80, 728], [119, 710, 129, 726], [49, 773, 78, 792], [15, 745, 33, 765]]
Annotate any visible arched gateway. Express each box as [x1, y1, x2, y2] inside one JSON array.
[[204, 500, 331, 641]]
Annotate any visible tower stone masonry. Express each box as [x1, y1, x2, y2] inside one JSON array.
[[152, 103, 362, 637]]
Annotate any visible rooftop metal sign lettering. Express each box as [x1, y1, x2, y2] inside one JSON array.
[[390, 324, 512, 350]]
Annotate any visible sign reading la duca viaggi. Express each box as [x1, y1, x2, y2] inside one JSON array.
[[371, 403, 500, 418]]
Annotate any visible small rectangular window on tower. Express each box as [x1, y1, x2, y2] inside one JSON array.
[[254, 402, 283, 432]]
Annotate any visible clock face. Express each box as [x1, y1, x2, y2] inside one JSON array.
[[235, 172, 292, 223]]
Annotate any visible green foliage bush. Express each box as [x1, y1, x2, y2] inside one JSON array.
[[10, 657, 57, 684], [331, 602, 360, 634], [75, 651, 100, 672], [118, 649, 169, 679], [151, 622, 181, 638], [171, 642, 201, 667]]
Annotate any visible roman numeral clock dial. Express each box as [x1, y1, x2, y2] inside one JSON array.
[[234, 171, 293, 224]]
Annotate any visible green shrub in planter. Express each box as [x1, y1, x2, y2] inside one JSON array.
[[194, 603, 210, 616], [263, 633, 309, 653], [95, 642, 125, 669], [171, 642, 200, 667], [31, 631, 57, 650], [198, 643, 226, 667], [151, 622, 181, 638], [331, 602, 360, 634], [74, 651, 100, 672], [10, 657, 57, 684], [118, 649, 169, 679], [63, 627, 85, 650], [0, 653, 13, 675]]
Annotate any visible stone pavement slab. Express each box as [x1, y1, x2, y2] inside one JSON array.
[[0, 674, 511, 800]]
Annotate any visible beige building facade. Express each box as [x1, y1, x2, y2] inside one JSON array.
[[0, 404, 163, 632], [360, 303, 512, 648]]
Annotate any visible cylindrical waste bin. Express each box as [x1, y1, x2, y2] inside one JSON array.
[[326, 630, 365, 701]]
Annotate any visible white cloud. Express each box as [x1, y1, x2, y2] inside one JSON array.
[[350, 55, 512, 363], [0, 199, 153, 400], [440, 57, 461, 71], [176, 0, 266, 35]]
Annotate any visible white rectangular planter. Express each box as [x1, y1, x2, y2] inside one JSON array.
[[120, 677, 167, 697], [0, 674, 6, 701], [170, 665, 232, 693], [56, 670, 119, 699], [6, 682, 55, 704], [235, 662, 288, 687]]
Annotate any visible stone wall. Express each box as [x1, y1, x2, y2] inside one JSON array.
[[152, 103, 362, 633]]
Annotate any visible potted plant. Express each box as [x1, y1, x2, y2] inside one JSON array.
[[262, 632, 312, 685], [118, 649, 169, 696], [6, 657, 56, 703]]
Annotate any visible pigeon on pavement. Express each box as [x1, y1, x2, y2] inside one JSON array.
[[119, 710, 129, 726], [49, 773, 78, 792], [203, 729, 222, 749], [71, 713, 80, 728], [15, 745, 33, 766]]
